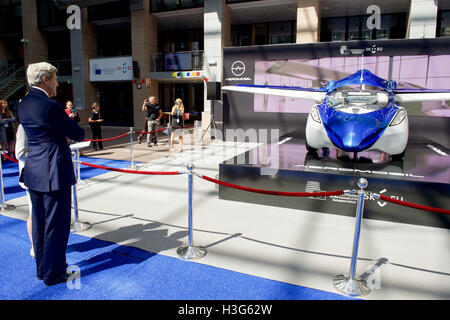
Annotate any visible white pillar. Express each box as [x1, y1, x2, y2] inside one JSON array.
[[203, 0, 230, 136], [296, 0, 320, 43], [407, 0, 438, 39]]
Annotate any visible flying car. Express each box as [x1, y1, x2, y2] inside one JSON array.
[[222, 69, 450, 158]]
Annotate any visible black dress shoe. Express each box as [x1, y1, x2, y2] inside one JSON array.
[[44, 272, 71, 286]]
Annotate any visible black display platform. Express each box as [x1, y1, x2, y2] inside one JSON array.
[[219, 131, 450, 229]]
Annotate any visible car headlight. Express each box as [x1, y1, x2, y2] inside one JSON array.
[[390, 109, 406, 126], [310, 106, 321, 123]]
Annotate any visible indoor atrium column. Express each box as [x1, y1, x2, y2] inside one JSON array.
[[203, 0, 230, 138], [21, 0, 48, 68], [131, 1, 158, 129], [70, 8, 98, 122], [406, 0, 438, 38], [296, 0, 320, 43]]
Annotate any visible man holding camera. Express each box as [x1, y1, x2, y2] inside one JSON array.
[[141, 96, 162, 147]]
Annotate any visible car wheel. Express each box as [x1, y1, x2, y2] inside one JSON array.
[[306, 143, 318, 153]]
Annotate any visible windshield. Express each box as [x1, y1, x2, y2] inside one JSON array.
[[326, 91, 389, 112]]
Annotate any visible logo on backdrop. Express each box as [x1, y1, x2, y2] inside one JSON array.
[[340, 44, 384, 55], [122, 62, 129, 74], [226, 61, 252, 81], [231, 61, 246, 77]]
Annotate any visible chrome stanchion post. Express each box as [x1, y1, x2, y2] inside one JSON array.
[[194, 120, 200, 149], [167, 115, 172, 158], [70, 151, 91, 232], [128, 127, 137, 169], [333, 178, 370, 297], [75, 147, 87, 186], [177, 164, 206, 260], [0, 152, 15, 213]]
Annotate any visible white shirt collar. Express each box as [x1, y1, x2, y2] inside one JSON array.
[[32, 86, 49, 97]]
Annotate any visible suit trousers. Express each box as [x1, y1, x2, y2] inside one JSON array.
[[29, 186, 72, 282]]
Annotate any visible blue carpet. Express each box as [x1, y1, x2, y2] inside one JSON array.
[[0, 156, 354, 300]]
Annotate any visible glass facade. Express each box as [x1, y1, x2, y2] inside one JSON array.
[[88, 0, 130, 22], [47, 30, 71, 61], [36, 0, 67, 29], [150, 0, 203, 13], [226, 0, 263, 3], [231, 21, 295, 47], [0, 0, 21, 35], [97, 22, 132, 57], [98, 81, 134, 126], [438, 10, 450, 37], [321, 13, 407, 42], [0, 0, 22, 68], [159, 28, 203, 53]]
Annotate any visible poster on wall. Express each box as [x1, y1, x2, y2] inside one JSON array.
[[223, 38, 450, 118], [89, 56, 133, 82]]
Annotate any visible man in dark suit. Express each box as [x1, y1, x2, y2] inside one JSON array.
[[18, 62, 85, 286]]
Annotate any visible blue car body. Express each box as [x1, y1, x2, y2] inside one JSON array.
[[317, 69, 399, 152]]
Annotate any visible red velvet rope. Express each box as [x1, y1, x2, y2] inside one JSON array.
[[134, 124, 194, 135], [2, 153, 18, 163], [200, 174, 345, 197], [79, 161, 182, 175], [84, 132, 129, 142], [379, 195, 450, 215], [135, 128, 167, 134], [3, 152, 447, 215]]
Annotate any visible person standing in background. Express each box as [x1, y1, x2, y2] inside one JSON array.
[[170, 98, 185, 152], [88, 102, 104, 151], [0, 100, 16, 155], [141, 96, 162, 147], [65, 101, 84, 156], [65, 101, 80, 123]]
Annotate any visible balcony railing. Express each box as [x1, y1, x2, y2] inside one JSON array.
[[0, 64, 18, 83], [151, 51, 204, 72]]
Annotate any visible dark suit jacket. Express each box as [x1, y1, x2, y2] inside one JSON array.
[[18, 87, 85, 192]]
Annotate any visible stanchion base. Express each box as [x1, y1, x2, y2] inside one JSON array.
[[0, 204, 16, 213], [333, 274, 370, 297], [71, 221, 91, 233], [177, 245, 207, 260]]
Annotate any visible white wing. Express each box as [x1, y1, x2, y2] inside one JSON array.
[[222, 85, 326, 103], [394, 92, 450, 103]]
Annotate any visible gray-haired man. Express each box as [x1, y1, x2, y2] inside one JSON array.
[[18, 62, 85, 286]]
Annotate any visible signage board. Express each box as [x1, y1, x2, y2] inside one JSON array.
[[90, 56, 133, 82]]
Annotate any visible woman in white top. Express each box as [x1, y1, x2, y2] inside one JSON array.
[[15, 124, 34, 258], [170, 98, 185, 152]]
